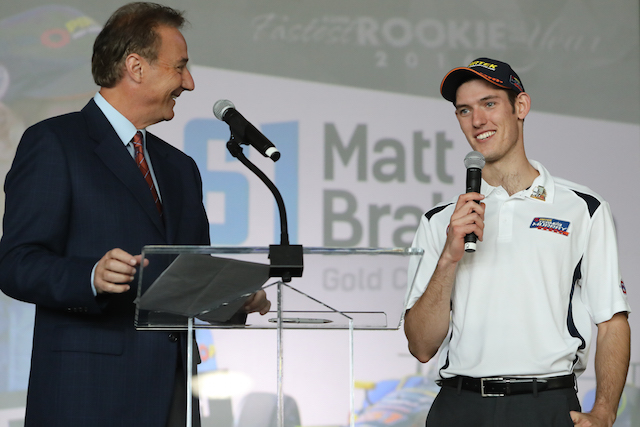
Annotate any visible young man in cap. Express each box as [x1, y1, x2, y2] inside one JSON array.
[[404, 58, 630, 427]]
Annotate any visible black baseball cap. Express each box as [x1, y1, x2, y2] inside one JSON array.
[[440, 57, 525, 103]]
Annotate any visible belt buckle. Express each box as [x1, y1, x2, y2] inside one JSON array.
[[481, 377, 505, 397]]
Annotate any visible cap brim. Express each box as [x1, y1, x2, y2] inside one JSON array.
[[440, 67, 512, 103]]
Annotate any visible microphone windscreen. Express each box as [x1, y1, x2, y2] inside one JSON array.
[[464, 151, 485, 170], [213, 99, 235, 120]]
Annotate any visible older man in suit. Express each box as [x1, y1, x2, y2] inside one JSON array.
[[0, 3, 270, 426]]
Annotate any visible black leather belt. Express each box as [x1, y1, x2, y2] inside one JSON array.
[[437, 374, 575, 397]]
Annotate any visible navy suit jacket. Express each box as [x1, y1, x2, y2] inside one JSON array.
[[0, 100, 210, 426]]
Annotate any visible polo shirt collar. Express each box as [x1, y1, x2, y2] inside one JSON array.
[[480, 159, 555, 203]]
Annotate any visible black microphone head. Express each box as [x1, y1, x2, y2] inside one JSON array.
[[213, 99, 235, 120], [464, 151, 485, 170]]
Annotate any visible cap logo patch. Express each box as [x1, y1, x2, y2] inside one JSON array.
[[530, 217, 570, 236], [510, 75, 524, 92], [468, 60, 498, 71]]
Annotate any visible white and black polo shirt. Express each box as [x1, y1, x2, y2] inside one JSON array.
[[405, 160, 630, 379]]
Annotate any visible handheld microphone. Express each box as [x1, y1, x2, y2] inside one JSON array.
[[213, 99, 280, 161], [463, 151, 485, 252]]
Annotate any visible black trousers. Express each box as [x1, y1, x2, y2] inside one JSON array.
[[426, 386, 581, 427]]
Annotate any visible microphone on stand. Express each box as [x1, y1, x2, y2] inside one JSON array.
[[213, 99, 302, 281], [463, 151, 485, 252], [213, 99, 281, 161]]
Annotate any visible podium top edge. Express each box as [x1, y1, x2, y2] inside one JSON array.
[[141, 246, 424, 256]]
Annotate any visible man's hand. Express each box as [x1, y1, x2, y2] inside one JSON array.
[[570, 410, 613, 427], [94, 248, 148, 294], [242, 290, 271, 315], [441, 192, 485, 264]]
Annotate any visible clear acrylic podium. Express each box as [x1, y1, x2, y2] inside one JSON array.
[[134, 245, 424, 427]]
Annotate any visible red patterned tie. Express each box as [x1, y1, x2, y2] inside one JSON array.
[[131, 131, 162, 217]]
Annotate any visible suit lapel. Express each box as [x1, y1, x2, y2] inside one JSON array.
[[82, 100, 166, 236]]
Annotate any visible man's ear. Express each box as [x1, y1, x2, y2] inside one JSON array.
[[124, 53, 144, 83], [515, 92, 531, 120]]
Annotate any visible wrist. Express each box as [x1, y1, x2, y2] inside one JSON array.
[[588, 405, 616, 427], [437, 252, 459, 270]]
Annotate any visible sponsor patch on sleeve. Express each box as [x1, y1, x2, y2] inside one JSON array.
[[530, 217, 570, 236]]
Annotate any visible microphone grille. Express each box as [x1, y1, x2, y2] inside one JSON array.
[[213, 99, 235, 120], [464, 151, 485, 169]]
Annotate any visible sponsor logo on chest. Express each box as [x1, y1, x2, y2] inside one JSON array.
[[530, 217, 570, 236]]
